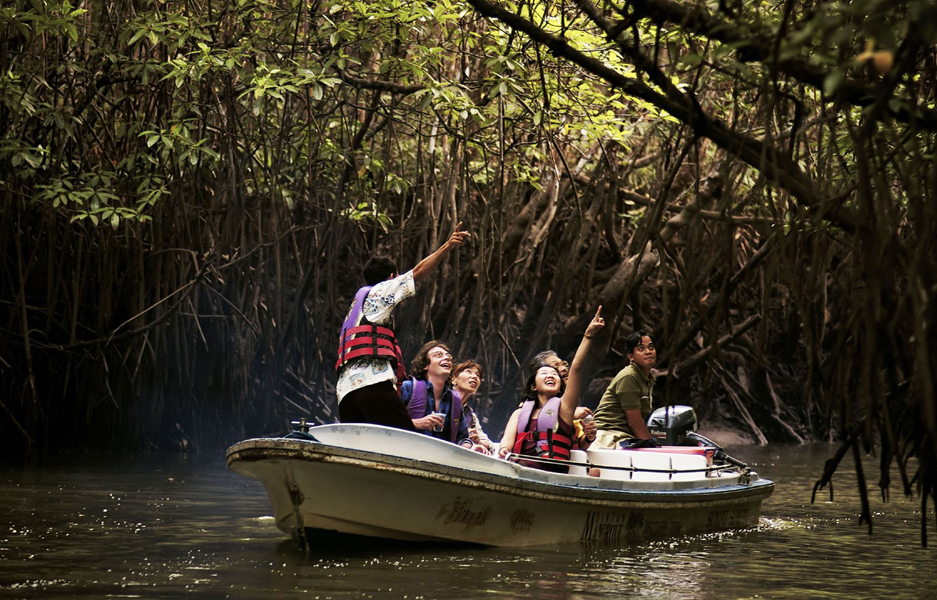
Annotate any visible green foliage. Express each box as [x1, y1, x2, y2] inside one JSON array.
[[2, 0, 686, 231]]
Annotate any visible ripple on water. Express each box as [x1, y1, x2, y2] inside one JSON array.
[[1, 447, 934, 600]]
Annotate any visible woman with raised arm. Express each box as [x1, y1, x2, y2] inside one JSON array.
[[499, 307, 605, 471]]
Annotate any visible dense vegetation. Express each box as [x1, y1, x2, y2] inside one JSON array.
[[1, 0, 934, 542]]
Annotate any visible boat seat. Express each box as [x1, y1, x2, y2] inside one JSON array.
[[584, 447, 715, 482], [628, 451, 672, 481], [670, 454, 711, 481], [584, 449, 633, 481], [630, 446, 705, 455]]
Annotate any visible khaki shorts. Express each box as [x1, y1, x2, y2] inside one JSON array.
[[594, 429, 634, 449]]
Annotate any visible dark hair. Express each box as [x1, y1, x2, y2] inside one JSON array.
[[521, 364, 565, 403], [451, 360, 484, 380], [409, 340, 451, 379], [625, 330, 653, 356], [528, 350, 559, 379], [363, 256, 398, 286], [449, 360, 484, 391]]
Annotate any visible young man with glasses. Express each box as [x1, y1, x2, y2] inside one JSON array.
[[398, 342, 468, 443]]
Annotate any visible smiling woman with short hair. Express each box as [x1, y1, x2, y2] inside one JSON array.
[[450, 360, 496, 455]]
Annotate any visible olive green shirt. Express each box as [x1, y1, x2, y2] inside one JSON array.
[[592, 364, 654, 437]]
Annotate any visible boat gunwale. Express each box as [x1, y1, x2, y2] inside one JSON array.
[[227, 437, 775, 510]]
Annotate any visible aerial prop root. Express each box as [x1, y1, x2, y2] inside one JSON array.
[[811, 425, 862, 503]]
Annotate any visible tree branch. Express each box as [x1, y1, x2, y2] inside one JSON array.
[[622, 0, 937, 130], [463, 0, 861, 234]]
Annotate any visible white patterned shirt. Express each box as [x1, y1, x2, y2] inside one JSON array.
[[336, 270, 415, 402]]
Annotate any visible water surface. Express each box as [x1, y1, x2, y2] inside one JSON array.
[[1, 444, 933, 599]]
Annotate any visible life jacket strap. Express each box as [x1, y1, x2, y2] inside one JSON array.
[[335, 323, 403, 371], [513, 431, 535, 456], [337, 336, 397, 356], [537, 430, 572, 460], [336, 345, 399, 368], [342, 323, 396, 340]]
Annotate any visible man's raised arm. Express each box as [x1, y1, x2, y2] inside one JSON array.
[[411, 222, 471, 283]]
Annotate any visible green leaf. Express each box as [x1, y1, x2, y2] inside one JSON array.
[[128, 28, 146, 46], [823, 68, 844, 97], [680, 53, 703, 66]]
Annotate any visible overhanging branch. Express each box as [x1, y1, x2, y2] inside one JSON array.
[[464, 0, 860, 234], [622, 0, 937, 131]]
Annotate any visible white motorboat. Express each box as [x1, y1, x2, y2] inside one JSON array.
[[226, 422, 774, 547]]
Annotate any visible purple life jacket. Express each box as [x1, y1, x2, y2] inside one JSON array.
[[405, 378, 461, 443], [335, 286, 405, 383], [513, 397, 572, 460]]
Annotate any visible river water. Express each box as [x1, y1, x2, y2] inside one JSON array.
[[1, 443, 933, 600]]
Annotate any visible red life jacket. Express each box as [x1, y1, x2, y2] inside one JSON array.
[[512, 397, 572, 461], [335, 286, 406, 383]]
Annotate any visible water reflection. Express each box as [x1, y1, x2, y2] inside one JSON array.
[[0, 445, 933, 599]]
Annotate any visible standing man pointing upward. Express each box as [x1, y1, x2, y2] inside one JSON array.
[[335, 224, 471, 429]]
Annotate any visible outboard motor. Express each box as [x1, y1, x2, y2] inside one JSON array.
[[646, 405, 697, 446], [647, 406, 750, 470]]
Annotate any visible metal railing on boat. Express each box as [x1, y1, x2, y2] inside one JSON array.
[[504, 453, 749, 477]]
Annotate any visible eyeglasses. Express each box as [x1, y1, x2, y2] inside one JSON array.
[[428, 350, 451, 360]]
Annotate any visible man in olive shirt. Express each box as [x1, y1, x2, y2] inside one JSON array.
[[592, 330, 657, 449]]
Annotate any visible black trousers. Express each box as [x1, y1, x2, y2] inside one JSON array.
[[339, 381, 416, 431]]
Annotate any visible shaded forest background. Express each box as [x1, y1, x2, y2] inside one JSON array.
[[1, 0, 935, 539]]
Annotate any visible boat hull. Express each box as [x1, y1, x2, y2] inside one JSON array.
[[227, 425, 773, 547]]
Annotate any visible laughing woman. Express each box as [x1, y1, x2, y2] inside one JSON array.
[[499, 307, 605, 470]]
